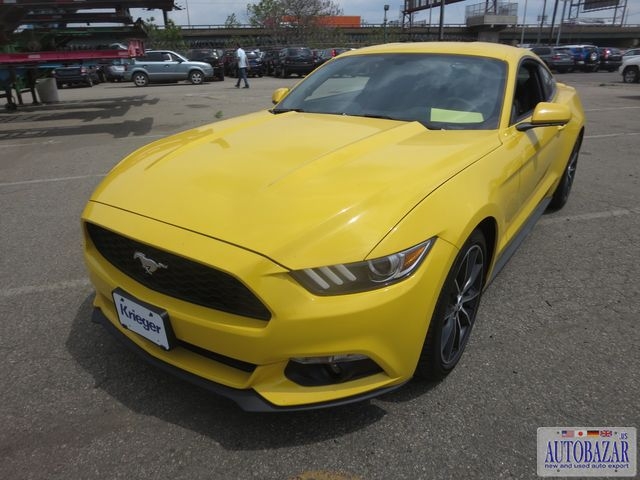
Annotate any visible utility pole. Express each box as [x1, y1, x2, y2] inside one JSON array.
[[536, 0, 548, 44], [548, 0, 560, 44], [438, 0, 445, 41], [383, 4, 389, 43], [520, 0, 529, 45]]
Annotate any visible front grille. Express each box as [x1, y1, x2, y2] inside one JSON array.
[[86, 223, 271, 320]]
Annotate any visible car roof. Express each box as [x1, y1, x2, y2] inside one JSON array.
[[339, 42, 530, 63]]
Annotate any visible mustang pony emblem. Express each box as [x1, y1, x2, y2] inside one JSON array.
[[133, 251, 168, 275]]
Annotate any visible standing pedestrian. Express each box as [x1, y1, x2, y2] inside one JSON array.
[[235, 43, 249, 89]]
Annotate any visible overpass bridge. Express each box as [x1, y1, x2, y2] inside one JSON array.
[[175, 23, 640, 49]]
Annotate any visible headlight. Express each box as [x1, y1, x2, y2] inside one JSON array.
[[290, 238, 435, 295]]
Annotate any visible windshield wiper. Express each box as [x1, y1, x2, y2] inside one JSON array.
[[271, 108, 305, 114], [356, 113, 396, 120]]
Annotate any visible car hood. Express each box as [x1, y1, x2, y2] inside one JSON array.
[[91, 111, 501, 268]]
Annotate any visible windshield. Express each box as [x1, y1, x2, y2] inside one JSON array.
[[274, 53, 507, 130]]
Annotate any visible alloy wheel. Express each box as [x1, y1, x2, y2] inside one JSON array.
[[440, 244, 484, 365]]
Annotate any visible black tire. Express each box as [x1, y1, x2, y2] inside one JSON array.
[[415, 230, 487, 381], [132, 72, 149, 87], [189, 70, 205, 85], [622, 67, 639, 84], [85, 77, 93, 87], [548, 134, 582, 211]]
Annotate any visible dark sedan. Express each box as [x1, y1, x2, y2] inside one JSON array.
[[598, 47, 623, 72]]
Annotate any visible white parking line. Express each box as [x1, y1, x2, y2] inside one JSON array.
[[0, 134, 164, 149], [584, 106, 640, 112], [0, 278, 92, 298], [585, 132, 640, 139], [0, 174, 106, 187], [539, 207, 640, 226], [0, 139, 61, 148]]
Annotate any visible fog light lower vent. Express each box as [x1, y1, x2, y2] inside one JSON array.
[[285, 354, 382, 386]]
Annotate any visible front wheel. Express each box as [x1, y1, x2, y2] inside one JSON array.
[[132, 72, 148, 87], [189, 70, 204, 85], [415, 230, 487, 380], [548, 134, 582, 211]]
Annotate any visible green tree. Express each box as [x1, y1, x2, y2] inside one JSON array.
[[144, 18, 187, 51], [247, 0, 284, 27], [246, 0, 342, 44], [224, 13, 241, 28]]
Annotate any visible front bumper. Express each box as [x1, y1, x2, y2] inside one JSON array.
[[91, 307, 405, 411], [82, 201, 455, 410]]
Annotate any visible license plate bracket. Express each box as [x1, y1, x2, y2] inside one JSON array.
[[112, 289, 176, 350]]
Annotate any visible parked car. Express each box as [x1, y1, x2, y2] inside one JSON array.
[[83, 42, 584, 411], [53, 65, 100, 88], [314, 47, 353, 67], [275, 47, 315, 78], [619, 55, 640, 83], [186, 48, 225, 81], [262, 48, 281, 76], [555, 44, 600, 72], [97, 59, 131, 82], [227, 50, 265, 78], [221, 49, 236, 76], [622, 48, 640, 60], [124, 50, 214, 87], [527, 46, 573, 73], [598, 47, 623, 72]]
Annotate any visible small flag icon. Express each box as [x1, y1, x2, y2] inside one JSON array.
[[600, 430, 612, 437], [562, 430, 574, 438], [575, 430, 587, 438], [588, 430, 600, 437]]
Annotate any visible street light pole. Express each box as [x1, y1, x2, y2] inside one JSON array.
[[384, 4, 389, 43], [520, 0, 528, 45], [184, 0, 191, 27]]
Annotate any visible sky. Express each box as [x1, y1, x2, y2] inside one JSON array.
[[133, 0, 640, 28]]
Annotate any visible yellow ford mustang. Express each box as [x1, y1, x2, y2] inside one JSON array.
[[82, 42, 584, 411]]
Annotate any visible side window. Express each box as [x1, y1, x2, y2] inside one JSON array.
[[539, 66, 556, 100], [143, 52, 163, 62], [511, 60, 545, 124]]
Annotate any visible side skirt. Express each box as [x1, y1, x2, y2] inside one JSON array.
[[486, 197, 552, 286]]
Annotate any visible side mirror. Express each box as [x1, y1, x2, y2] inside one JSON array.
[[272, 87, 290, 105], [516, 102, 572, 131]]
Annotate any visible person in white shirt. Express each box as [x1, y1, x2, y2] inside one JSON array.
[[235, 44, 249, 88]]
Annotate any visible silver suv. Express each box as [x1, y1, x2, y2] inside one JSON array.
[[619, 55, 640, 83], [125, 50, 214, 87]]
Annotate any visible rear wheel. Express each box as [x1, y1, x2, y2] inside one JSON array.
[[132, 72, 148, 87], [623, 66, 639, 83], [415, 230, 486, 380], [548, 134, 582, 211]]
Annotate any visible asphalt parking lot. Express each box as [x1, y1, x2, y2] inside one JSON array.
[[1, 70, 638, 480]]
